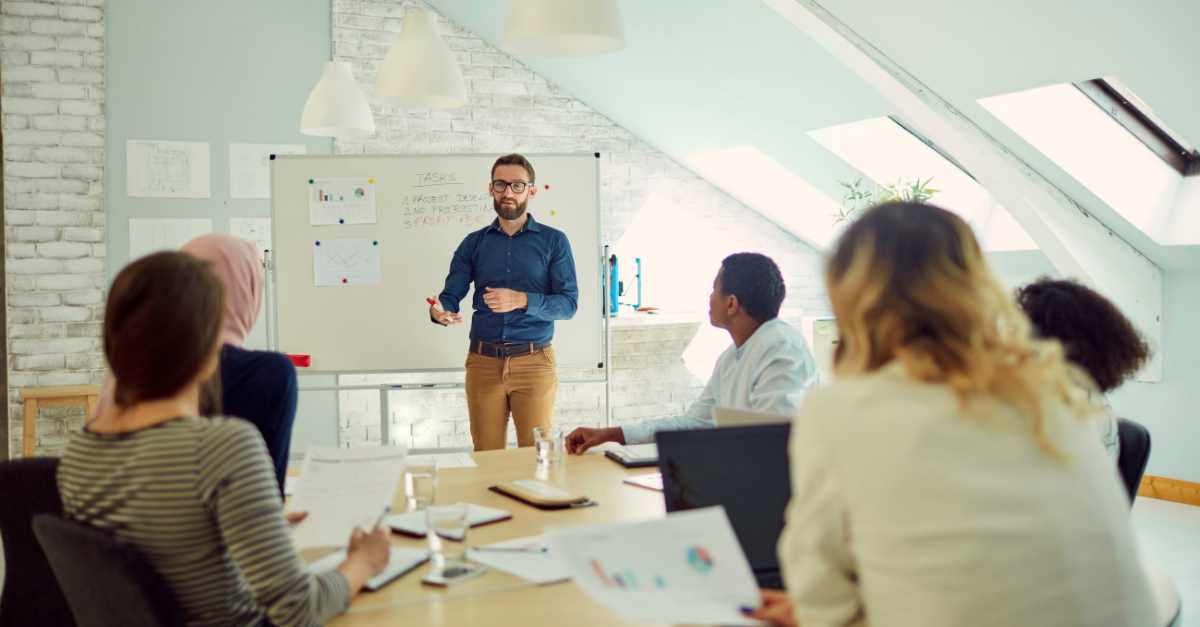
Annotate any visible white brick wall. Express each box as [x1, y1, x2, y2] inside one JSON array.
[[2, 0, 106, 458], [332, 0, 831, 448]]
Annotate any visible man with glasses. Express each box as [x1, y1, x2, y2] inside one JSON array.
[[428, 154, 578, 451]]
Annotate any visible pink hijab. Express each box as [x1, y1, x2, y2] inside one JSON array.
[[91, 234, 263, 420]]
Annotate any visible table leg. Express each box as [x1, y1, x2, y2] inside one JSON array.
[[23, 398, 38, 458]]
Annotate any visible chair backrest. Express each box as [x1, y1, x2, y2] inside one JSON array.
[[1116, 418, 1152, 505], [32, 515, 185, 627], [0, 458, 75, 627]]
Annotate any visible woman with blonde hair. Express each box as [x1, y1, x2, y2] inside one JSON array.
[[749, 203, 1154, 627]]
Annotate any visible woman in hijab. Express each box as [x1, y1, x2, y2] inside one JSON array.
[[93, 234, 297, 491]]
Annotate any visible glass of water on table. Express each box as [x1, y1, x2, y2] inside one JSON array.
[[425, 503, 470, 573], [534, 426, 565, 467], [404, 458, 437, 511]]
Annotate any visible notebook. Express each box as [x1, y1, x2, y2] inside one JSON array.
[[308, 546, 429, 591], [622, 472, 664, 491], [604, 443, 659, 468], [385, 502, 512, 538]]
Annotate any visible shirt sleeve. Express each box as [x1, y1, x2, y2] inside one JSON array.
[[437, 234, 476, 317], [524, 232, 578, 321], [749, 340, 822, 418], [621, 376, 718, 444], [198, 419, 350, 627], [778, 391, 866, 627]]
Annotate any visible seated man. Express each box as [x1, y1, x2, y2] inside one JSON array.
[[567, 253, 820, 454]]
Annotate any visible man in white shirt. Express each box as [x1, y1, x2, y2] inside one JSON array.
[[566, 253, 820, 454]]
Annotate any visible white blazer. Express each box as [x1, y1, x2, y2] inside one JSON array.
[[779, 362, 1155, 627]]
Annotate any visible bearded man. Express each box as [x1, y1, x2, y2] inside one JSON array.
[[428, 154, 578, 451]]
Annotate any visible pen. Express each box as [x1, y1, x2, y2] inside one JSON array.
[[426, 297, 445, 313], [371, 505, 391, 531], [472, 546, 548, 553]]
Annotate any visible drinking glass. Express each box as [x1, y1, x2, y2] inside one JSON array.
[[425, 503, 470, 572], [404, 458, 438, 511], [534, 426, 565, 467]]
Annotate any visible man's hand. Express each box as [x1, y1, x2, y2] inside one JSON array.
[[566, 427, 625, 455], [742, 590, 797, 627], [483, 287, 528, 313], [429, 295, 463, 326]]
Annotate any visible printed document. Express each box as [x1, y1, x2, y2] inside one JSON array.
[[546, 507, 763, 626], [126, 140, 210, 198], [467, 535, 571, 585], [289, 446, 406, 549], [313, 239, 381, 286], [309, 177, 377, 225], [229, 143, 305, 199]]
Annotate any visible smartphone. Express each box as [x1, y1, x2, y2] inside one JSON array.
[[421, 563, 487, 586]]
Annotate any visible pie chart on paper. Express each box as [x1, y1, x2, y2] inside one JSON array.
[[354, 188, 365, 198]]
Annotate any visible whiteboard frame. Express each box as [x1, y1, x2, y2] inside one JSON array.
[[265, 152, 607, 375]]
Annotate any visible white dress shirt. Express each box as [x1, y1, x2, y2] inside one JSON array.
[[779, 362, 1156, 627], [620, 317, 820, 444]]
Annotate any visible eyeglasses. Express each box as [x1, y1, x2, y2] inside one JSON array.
[[492, 180, 531, 194]]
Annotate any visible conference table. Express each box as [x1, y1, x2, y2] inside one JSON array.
[[302, 446, 667, 626]]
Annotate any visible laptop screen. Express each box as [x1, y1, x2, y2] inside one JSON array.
[[656, 423, 792, 575]]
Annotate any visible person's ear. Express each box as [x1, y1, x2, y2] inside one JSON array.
[[726, 294, 740, 317], [488, 182, 496, 198], [528, 185, 538, 200]]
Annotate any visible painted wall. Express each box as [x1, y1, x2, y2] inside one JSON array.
[[105, 0, 339, 455]]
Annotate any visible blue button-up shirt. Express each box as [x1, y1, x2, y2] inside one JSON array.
[[437, 214, 578, 344]]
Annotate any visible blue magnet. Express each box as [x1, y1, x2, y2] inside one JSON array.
[[339, 219, 344, 224], [316, 241, 320, 245]]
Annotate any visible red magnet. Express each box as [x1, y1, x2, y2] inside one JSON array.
[[544, 185, 550, 190], [342, 279, 348, 283]]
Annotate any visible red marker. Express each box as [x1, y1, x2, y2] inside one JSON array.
[[426, 297, 445, 313]]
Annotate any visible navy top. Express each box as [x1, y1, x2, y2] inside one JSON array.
[[220, 345, 298, 492], [437, 213, 578, 344]]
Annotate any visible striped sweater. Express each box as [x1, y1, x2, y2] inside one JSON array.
[[58, 416, 349, 627]]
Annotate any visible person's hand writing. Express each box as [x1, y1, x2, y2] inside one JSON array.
[[429, 295, 462, 326], [742, 589, 797, 627], [347, 526, 391, 576], [566, 427, 624, 454], [482, 287, 527, 313]]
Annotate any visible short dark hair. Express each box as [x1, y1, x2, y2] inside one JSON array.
[[720, 253, 786, 322], [105, 252, 225, 408], [1015, 277, 1150, 393], [491, 154, 535, 184]]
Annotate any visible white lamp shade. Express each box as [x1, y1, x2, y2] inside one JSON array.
[[375, 13, 467, 109], [300, 61, 376, 137], [502, 0, 625, 57]]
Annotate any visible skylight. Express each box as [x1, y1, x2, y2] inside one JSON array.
[[684, 145, 844, 250], [808, 117, 1037, 252], [978, 82, 1200, 245]]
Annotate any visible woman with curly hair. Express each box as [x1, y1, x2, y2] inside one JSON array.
[[1015, 278, 1151, 464], [748, 203, 1153, 627]]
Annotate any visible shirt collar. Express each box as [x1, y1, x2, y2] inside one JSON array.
[[486, 213, 542, 234], [734, 317, 781, 360]]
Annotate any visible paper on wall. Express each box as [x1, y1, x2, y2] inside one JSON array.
[[545, 506, 763, 626], [309, 177, 377, 225], [126, 140, 210, 198], [229, 143, 306, 199], [289, 446, 407, 550], [313, 239, 381, 286], [128, 218, 213, 261], [230, 217, 271, 258]]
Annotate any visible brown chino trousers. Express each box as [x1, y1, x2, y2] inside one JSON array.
[[464, 346, 558, 451]]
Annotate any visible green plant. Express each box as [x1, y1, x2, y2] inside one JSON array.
[[832, 173, 940, 226]]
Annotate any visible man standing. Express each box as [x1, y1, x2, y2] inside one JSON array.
[[429, 154, 578, 451], [566, 253, 819, 453]]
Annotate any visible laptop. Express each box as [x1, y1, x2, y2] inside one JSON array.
[[712, 406, 792, 428], [656, 423, 792, 590]]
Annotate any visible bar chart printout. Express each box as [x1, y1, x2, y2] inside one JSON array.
[[545, 507, 761, 626], [313, 239, 382, 286], [308, 177, 377, 225]]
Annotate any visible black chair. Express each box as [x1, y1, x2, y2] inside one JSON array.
[[32, 515, 185, 627], [0, 458, 75, 627], [1116, 418, 1151, 505]]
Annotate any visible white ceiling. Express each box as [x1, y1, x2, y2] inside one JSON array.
[[428, 0, 1200, 270]]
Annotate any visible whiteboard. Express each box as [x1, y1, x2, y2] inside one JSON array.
[[270, 153, 602, 373]]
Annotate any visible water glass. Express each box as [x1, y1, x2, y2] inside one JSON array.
[[425, 503, 470, 572], [404, 458, 438, 511], [534, 426, 565, 467]]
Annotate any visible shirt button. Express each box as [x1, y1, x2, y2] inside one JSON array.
[[507, 269, 511, 272]]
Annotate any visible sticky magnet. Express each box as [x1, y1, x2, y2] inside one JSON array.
[[373, 241, 378, 245], [551, 211, 557, 216], [369, 178, 374, 183], [545, 185, 550, 190], [339, 219, 344, 224], [342, 279, 347, 283], [309, 179, 314, 184], [315, 241, 321, 245]]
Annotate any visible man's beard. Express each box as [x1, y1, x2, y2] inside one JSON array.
[[493, 197, 528, 221]]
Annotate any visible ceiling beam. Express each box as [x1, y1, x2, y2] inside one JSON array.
[[762, 0, 1163, 381]]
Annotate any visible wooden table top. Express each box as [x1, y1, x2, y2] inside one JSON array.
[[301, 446, 666, 626]]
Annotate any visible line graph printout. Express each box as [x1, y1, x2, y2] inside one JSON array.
[[309, 177, 377, 225], [313, 239, 381, 286], [126, 140, 210, 198], [230, 143, 305, 198], [230, 217, 271, 257]]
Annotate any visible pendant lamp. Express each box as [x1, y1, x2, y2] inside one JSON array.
[[502, 0, 625, 57], [300, 61, 376, 137], [375, 13, 467, 109]]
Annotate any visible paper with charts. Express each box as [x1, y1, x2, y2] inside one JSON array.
[[289, 445, 407, 550], [128, 219, 212, 261], [545, 507, 762, 626], [230, 217, 271, 257], [126, 140, 210, 198], [313, 239, 381, 286], [229, 143, 305, 199], [309, 177, 377, 225]]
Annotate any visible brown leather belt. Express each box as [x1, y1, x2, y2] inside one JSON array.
[[470, 340, 551, 359]]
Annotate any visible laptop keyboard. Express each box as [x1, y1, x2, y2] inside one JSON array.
[[756, 571, 783, 590]]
